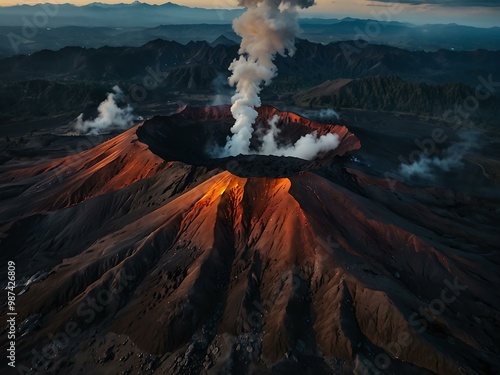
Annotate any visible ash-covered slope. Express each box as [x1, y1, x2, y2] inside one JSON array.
[[0, 106, 499, 375]]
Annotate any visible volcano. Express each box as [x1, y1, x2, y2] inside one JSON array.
[[0, 105, 499, 375]]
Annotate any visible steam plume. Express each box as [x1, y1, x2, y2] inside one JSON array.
[[260, 115, 340, 159], [210, 73, 232, 106], [399, 132, 480, 179], [74, 86, 134, 135], [222, 0, 316, 157], [298, 108, 340, 122]]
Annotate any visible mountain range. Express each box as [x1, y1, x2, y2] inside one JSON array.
[[3, 38, 499, 86], [1, 2, 499, 57], [1, 39, 499, 128], [0, 2, 243, 27]]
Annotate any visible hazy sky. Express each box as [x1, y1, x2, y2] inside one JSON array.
[[0, 0, 499, 28]]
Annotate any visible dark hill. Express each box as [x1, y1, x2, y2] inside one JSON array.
[[294, 76, 499, 122]]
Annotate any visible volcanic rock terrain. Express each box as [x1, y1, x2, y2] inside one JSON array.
[[0, 105, 499, 375]]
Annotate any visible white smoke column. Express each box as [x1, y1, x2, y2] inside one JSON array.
[[74, 85, 134, 135], [260, 114, 282, 155], [260, 115, 340, 160], [222, 0, 315, 156]]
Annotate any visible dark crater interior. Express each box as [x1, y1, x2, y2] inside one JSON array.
[[136, 105, 360, 178]]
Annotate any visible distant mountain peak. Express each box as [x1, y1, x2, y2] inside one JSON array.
[[210, 35, 238, 47], [159, 1, 184, 7]]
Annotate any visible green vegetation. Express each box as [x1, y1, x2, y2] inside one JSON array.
[[294, 76, 499, 126], [0, 80, 108, 123]]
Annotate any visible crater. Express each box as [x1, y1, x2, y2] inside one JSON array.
[[136, 105, 360, 177]]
